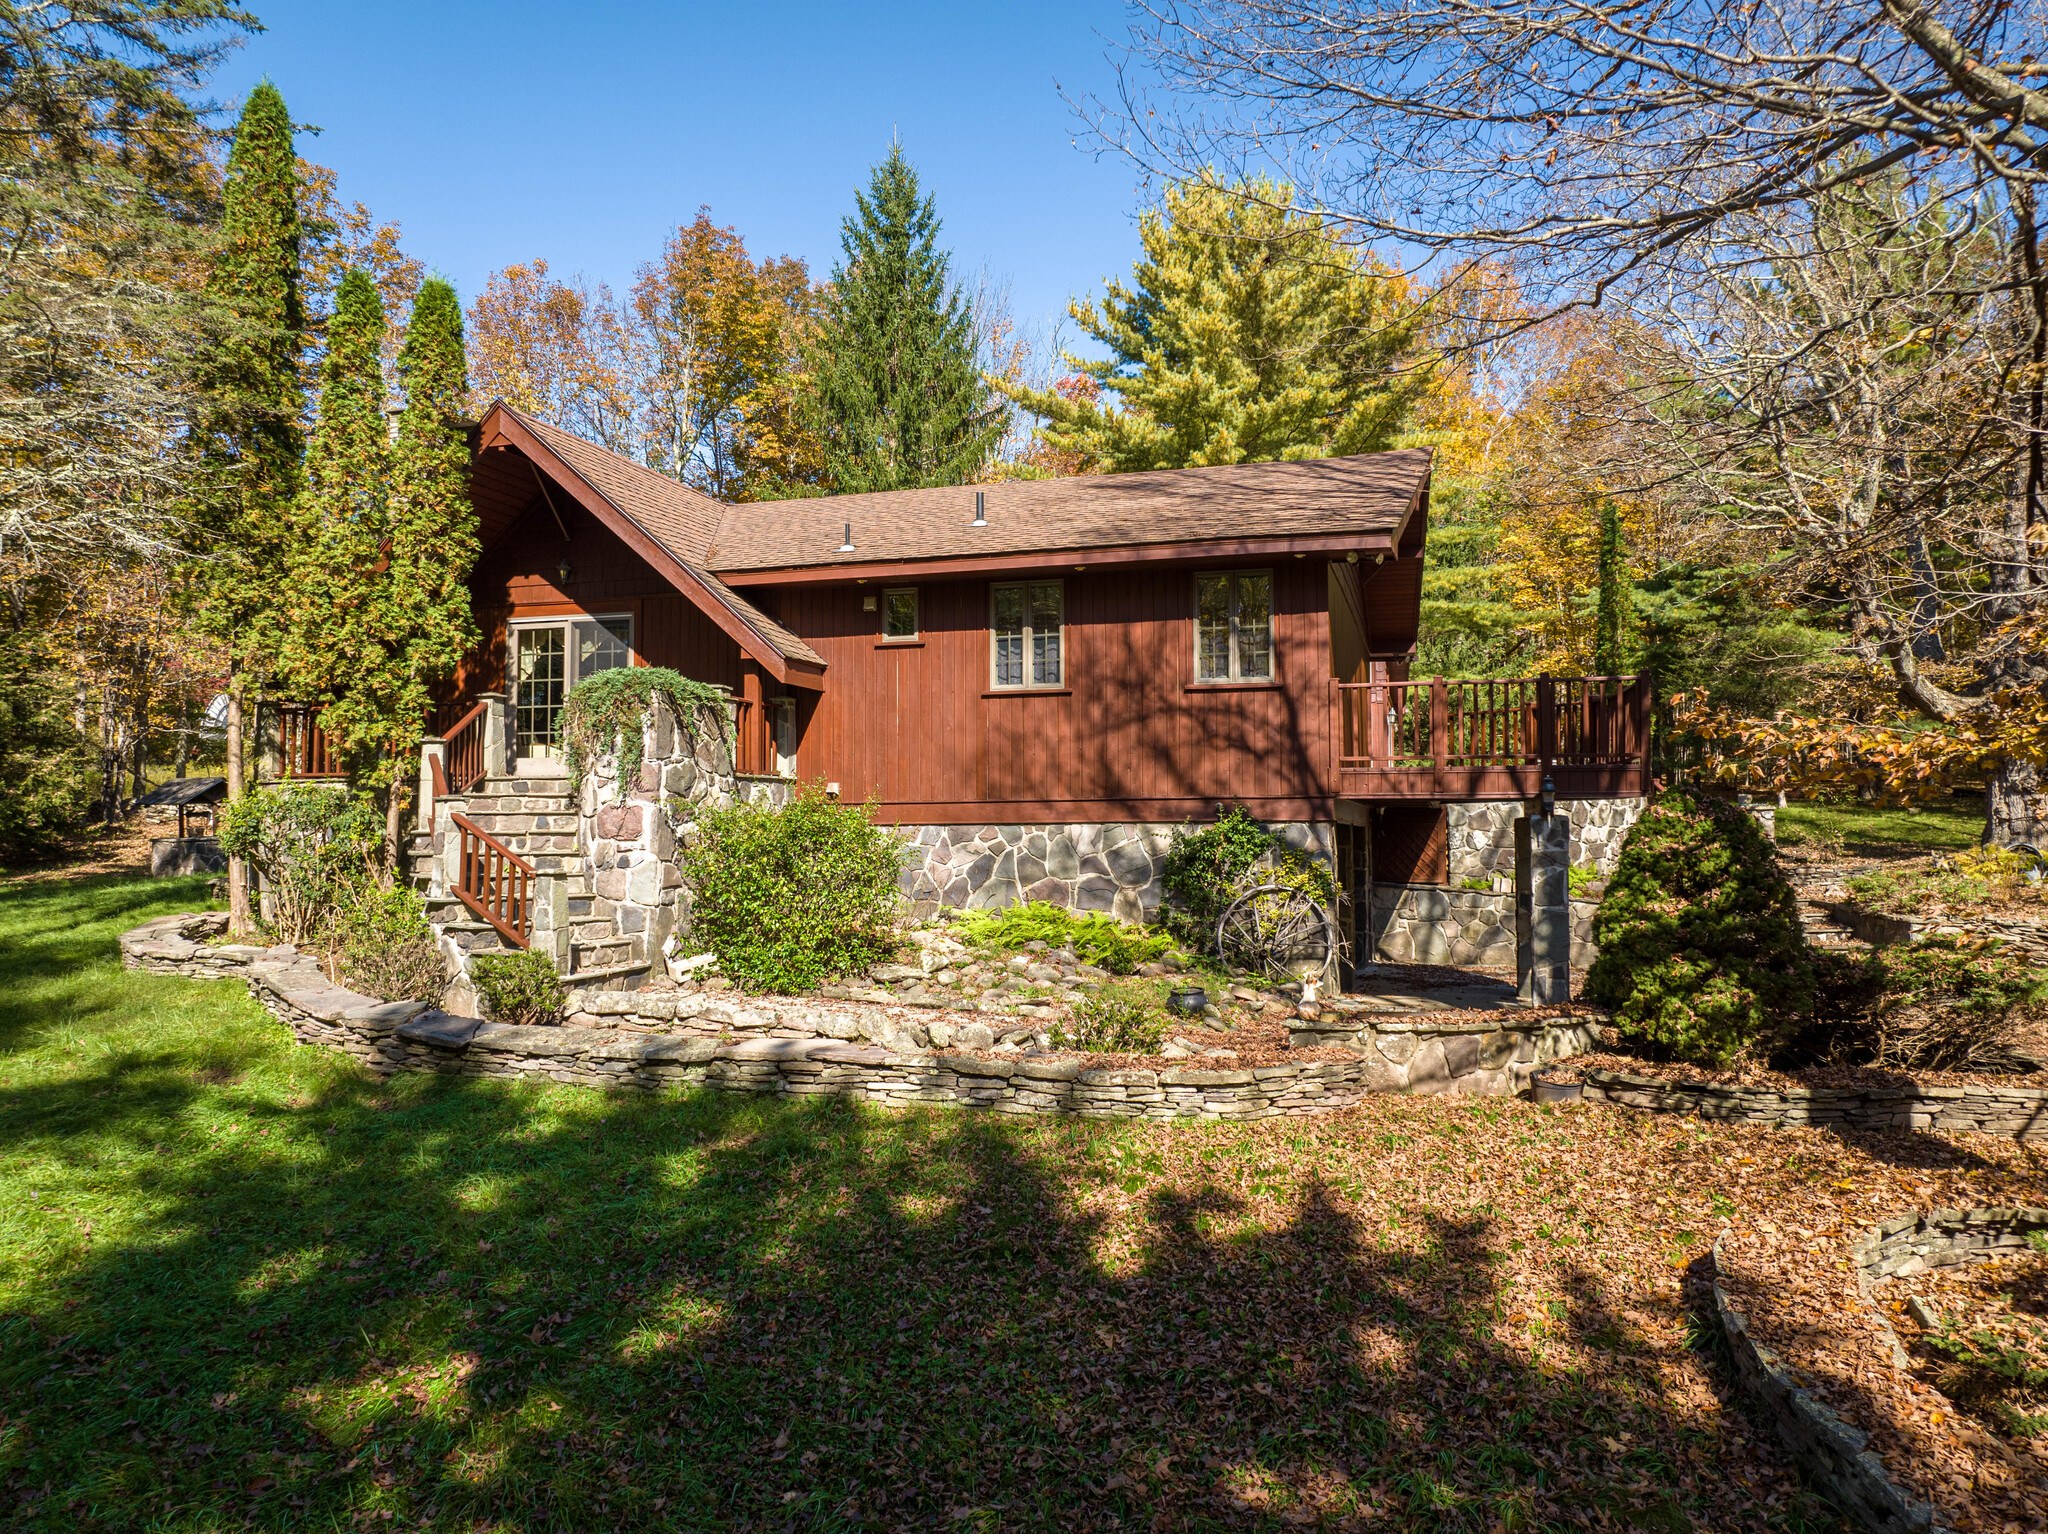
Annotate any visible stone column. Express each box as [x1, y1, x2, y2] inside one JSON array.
[[1516, 789, 1571, 1004], [479, 690, 510, 777], [418, 737, 446, 832]]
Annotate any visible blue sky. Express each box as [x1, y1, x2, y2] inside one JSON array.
[[213, 1, 1145, 355]]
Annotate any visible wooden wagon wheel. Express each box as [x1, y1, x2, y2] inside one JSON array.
[[1214, 884, 1334, 983]]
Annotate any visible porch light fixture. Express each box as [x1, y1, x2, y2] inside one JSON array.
[[838, 522, 855, 552], [972, 491, 986, 527], [1345, 551, 1359, 563], [556, 558, 571, 584]]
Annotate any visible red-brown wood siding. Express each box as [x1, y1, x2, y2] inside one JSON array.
[[464, 500, 743, 691], [770, 560, 1339, 823]]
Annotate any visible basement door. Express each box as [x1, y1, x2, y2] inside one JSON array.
[[510, 614, 633, 765]]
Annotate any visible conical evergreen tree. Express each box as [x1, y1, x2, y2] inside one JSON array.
[[377, 278, 481, 849], [804, 145, 1001, 492], [1003, 176, 1426, 472], [187, 80, 305, 930], [281, 268, 390, 774], [1594, 499, 1627, 675]]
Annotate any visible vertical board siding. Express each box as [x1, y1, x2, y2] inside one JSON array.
[[773, 561, 1338, 821]]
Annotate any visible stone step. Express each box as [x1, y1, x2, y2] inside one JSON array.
[[565, 957, 652, 992]]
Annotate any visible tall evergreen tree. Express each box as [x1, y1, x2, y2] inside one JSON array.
[[188, 80, 306, 931], [1003, 176, 1426, 472], [1593, 498, 1626, 676], [803, 145, 1001, 492], [378, 277, 480, 853], [280, 268, 389, 788]]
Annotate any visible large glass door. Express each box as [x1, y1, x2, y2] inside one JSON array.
[[511, 615, 633, 762]]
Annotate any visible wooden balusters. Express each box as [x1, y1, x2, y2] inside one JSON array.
[[442, 700, 490, 793], [450, 811, 534, 949], [275, 705, 345, 779]]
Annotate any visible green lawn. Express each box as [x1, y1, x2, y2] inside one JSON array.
[[1774, 795, 1985, 857], [0, 873, 1876, 1532]]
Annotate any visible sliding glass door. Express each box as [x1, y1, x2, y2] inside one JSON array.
[[511, 614, 633, 762]]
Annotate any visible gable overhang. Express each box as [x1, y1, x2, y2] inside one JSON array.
[[478, 405, 824, 689]]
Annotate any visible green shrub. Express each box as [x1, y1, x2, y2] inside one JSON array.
[[332, 884, 448, 1005], [1808, 938, 2048, 1071], [956, 901, 1173, 974], [1583, 787, 1812, 1067], [216, 782, 382, 945], [556, 666, 730, 797], [680, 783, 907, 993], [1051, 980, 1168, 1053], [1161, 804, 1332, 951], [471, 948, 563, 1027]]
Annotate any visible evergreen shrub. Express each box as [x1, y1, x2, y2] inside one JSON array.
[[1583, 788, 1812, 1066], [680, 784, 906, 993], [471, 949, 563, 1028], [956, 902, 1173, 974], [333, 884, 447, 1005], [1051, 981, 1168, 1053], [0, 650, 95, 865]]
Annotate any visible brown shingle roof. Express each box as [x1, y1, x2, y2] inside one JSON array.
[[496, 406, 822, 670], [508, 408, 725, 563], [703, 450, 1433, 573]]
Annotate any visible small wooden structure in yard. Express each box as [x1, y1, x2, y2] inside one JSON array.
[[138, 777, 228, 876]]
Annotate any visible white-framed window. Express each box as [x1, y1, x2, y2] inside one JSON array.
[[991, 580, 1063, 689], [882, 587, 919, 641], [1195, 571, 1273, 682], [509, 613, 633, 758]]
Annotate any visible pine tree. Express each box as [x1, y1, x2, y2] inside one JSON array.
[[280, 268, 389, 784], [1003, 176, 1427, 472], [188, 80, 306, 931], [804, 145, 1001, 492]]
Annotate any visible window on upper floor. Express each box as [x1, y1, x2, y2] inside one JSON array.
[[882, 587, 919, 641], [991, 580, 1063, 688], [1194, 570, 1273, 682]]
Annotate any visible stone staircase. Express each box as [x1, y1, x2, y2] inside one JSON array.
[[407, 768, 653, 994]]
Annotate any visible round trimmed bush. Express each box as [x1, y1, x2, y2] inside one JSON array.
[[1583, 788, 1812, 1066]]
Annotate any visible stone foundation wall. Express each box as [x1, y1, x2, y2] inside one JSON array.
[[1446, 797, 1643, 884], [121, 912, 1601, 1113], [898, 819, 1336, 923], [1579, 1070, 2048, 1139], [1367, 885, 1601, 969]]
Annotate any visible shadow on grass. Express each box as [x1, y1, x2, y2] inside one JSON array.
[[0, 881, 1850, 1533]]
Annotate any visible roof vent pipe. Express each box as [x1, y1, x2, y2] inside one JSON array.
[[838, 522, 854, 553], [972, 490, 986, 527]]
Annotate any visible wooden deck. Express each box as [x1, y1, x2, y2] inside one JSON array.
[[1333, 674, 1650, 802]]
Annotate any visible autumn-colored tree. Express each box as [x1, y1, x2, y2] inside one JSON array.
[[467, 258, 640, 454], [631, 209, 819, 498], [803, 144, 1003, 492], [188, 80, 307, 930], [1002, 176, 1427, 472], [299, 161, 426, 382]]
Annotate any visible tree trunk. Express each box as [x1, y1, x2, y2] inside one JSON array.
[[226, 665, 250, 935], [174, 692, 190, 779], [130, 678, 148, 801], [384, 775, 405, 877], [1986, 755, 2048, 847]]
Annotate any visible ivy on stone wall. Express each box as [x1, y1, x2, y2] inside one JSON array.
[[557, 668, 730, 798]]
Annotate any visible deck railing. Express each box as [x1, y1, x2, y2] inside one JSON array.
[[274, 704, 347, 780], [442, 700, 490, 794], [1335, 674, 1650, 799], [450, 810, 534, 949]]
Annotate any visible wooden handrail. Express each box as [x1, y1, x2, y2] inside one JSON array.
[[450, 810, 535, 950], [443, 700, 490, 793], [1333, 673, 1650, 795]]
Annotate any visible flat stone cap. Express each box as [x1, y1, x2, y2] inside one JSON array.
[[396, 1011, 490, 1049]]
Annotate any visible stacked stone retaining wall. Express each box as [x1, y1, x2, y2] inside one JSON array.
[[1578, 1070, 2048, 1139], [121, 913, 1600, 1113], [1825, 902, 2048, 965]]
